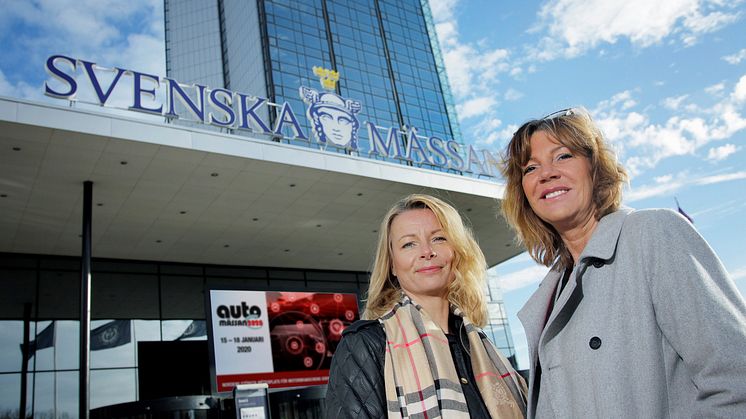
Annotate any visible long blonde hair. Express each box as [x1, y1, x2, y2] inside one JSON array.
[[500, 107, 628, 269], [363, 194, 489, 327]]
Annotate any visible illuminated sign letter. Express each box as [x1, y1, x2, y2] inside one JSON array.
[[208, 88, 236, 127], [237, 94, 271, 133], [367, 122, 405, 159], [466, 145, 487, 175], [446, 140, 464, 170], [426, 136, 449, 166], [44, 55, 77, 99], [481, 149, 501, 177], [166, 78, 207, 122], [405, 127, 431, 164], [273, 102, 307, 139], [79, 60, 126, 106], [129, 70, 162, 114]]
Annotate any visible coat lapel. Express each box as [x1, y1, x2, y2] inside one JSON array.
[[518, 267, 562, 386], [516, 208, 634, 417]]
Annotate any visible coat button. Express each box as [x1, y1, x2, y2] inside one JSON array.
[[589, 336, 602, 350], [460, 377, 468, 385], [592, 259, 604, 268]]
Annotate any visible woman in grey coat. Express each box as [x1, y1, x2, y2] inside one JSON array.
[[499, 107, 746, 418]]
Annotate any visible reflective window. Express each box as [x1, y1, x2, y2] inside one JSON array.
[[91, 368, 137, 409], [0, 373, 27, 417], [0, 321, 24, 373], [0, 252, 372, 416]]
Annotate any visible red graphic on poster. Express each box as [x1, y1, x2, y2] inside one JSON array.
[[265, 292, 359, 372]]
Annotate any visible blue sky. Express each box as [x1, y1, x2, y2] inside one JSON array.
[[430, 0, 746, 369], [1, 0, 744, 371]]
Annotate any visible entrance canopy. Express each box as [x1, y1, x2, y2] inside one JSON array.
[[0, 97, 521, 271]]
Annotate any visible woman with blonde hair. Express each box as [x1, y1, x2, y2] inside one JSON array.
[[325, 194, 526, 418], [501, 107, 746, 418]]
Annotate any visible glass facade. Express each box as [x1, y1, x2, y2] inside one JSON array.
[[221, 0, 269, 122], [164, 0, 224, 87], [165, 0, 464, 171], [0, 252, 367, 418], [484, 274, 517, 367]]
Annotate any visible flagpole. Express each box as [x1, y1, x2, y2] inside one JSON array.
[[132, 320, 138, 400], [53, 321, 57, 418], [80, 181, 93, 419], [19, 303, 31, 419], [30, 323, 37, 419]]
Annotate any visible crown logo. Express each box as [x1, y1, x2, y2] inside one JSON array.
[[313, 66, 339, 91]]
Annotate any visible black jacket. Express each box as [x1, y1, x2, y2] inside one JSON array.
[[324, 316, 491, 418]]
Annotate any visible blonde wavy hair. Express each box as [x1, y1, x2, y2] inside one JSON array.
[[500, 108, 628, 270], [363, 194, 489, 327]]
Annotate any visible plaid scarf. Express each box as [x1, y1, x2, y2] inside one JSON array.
[[381, 294, 527, 418]]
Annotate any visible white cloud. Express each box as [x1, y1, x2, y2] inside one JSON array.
[[430, 0, 519, 148], [690, 199, 746, 218], [655, 174, 674, 183], [474, 117, 504, 132], [428, 0, 458, 23], [440, 44, 510, 98], [431, 2, 744, 174], [594, 75, 746, 176], [0, 0, 165, 112], [731, 266, 746, 280], [723, 48, 746, 64], [0, 70, 15, 96], [697, 171, 746, 184], [662, 94, 689, 110], [706, 82, 726, 96], [432, 0, 513, 99], [467, 115, 520, 146], [530, 0, 742, 61], [707, 143, 740, 161], [2, 0, 163, 71], [457, 97, 497, 120], [434, 20, 458, 48], [596, 90, 638, 111], [504, 88, 524, 102], [498, 265, 550, 292], [626, 170, 746, 202], [106, 32, 166, 76], [626, 177, 686, 202], [733, 75, 746, 103], [0, 70, 45, 101]]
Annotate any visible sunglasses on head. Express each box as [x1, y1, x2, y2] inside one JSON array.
[[541, 107, 576, 120]]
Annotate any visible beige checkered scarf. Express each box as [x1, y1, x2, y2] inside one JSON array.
[[381, 294, 527, 418]]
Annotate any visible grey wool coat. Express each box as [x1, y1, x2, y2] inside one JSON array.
[[518, 208, 746, 418]]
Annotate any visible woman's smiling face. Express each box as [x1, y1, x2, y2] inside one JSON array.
[[521, 130, 595, 232], [389, 208, 455, 301]]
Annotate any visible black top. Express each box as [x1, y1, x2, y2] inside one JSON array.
[[324, 314, 491, 418]]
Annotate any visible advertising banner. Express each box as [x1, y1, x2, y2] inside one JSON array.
[[208, 290, 359, 392]]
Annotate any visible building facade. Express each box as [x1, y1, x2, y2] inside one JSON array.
[[0, 1, 520, 417], [164, 0, 462, 162]]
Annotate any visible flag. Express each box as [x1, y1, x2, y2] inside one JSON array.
[[674, 197, 694, 223], [91, 320, 131, 350], [20, 322, 55, 360], [177, 320, 207, 340]]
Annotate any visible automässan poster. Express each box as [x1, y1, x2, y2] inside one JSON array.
[[209, 290, 359, 392]]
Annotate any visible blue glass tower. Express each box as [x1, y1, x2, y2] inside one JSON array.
[[165, 0, 463, 165]]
